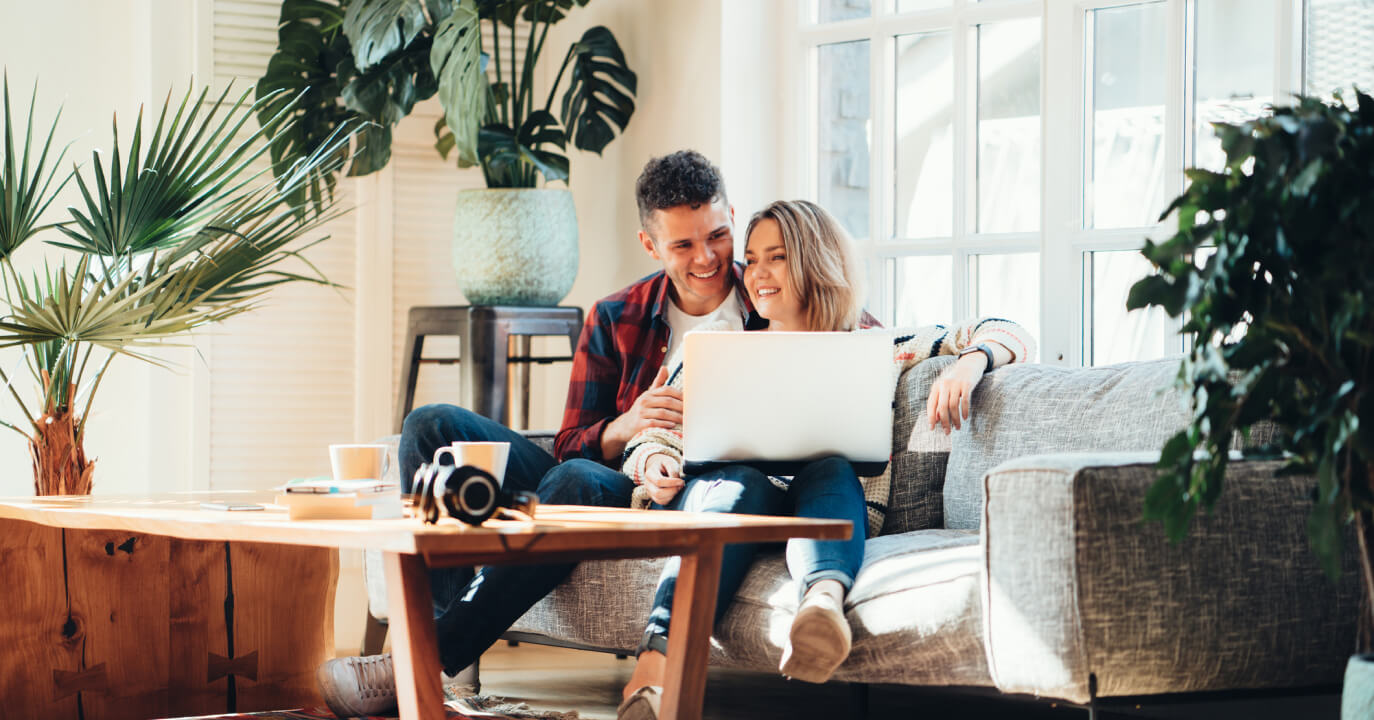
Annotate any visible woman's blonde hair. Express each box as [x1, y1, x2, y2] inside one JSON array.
[[745, 200, 864, 332]]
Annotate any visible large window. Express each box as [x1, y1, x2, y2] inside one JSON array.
[[794, 0, 1338, 366], [802, 0, 1043, 345]]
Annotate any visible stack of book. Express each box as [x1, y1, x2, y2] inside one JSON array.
[[275, 477, 403, 520]]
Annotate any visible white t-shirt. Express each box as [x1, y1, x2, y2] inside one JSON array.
[[664, 291, 745, 364]]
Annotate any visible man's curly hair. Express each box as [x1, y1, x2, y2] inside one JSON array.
[[635, 150, 728, 233]]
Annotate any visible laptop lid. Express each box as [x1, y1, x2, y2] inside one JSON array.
[[681, 331, 895, 476]]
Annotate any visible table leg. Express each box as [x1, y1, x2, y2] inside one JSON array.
[[658, 541, 724, 720], [382, 552, 446, 720]]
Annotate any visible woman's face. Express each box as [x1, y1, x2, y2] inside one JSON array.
[[744, 218, 807, 331]]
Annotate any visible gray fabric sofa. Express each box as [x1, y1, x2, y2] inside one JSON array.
[[371, 356, 1360, 705]]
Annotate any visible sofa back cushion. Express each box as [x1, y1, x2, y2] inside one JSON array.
[[885, 355, 956, 535], [943, 358, 1186, 529]]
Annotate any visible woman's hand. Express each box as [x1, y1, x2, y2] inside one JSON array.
[[642, 452, 685, 506], [927, 353, 989, 434]]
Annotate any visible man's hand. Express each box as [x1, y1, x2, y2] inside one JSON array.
[[927, 353, 989, 434], [642, 452, 685, 505], [600, 366, 684, 459]]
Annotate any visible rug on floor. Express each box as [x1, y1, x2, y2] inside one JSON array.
[[180, 695, 578, 720]]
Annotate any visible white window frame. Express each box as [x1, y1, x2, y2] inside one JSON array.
[[789, 0, 1303, 366]]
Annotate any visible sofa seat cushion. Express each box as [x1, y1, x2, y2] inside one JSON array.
[[718, 529, 993, 686], [510, 529, 994, 688], [508, 556, 668, 652]]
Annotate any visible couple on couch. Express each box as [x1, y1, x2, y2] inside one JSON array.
[[317, 150, 1036, 719]]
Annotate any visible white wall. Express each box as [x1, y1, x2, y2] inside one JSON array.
[[0, 0, 201, 496]]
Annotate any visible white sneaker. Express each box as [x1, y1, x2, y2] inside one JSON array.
[[317, 653, 397, 717], [617, 685, 662, 720], [779, 588, 852, 684], [442, 660, 480, 699]]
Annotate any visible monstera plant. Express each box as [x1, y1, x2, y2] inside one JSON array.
[[0, 77, 354, 495], [256, 0, 638, 306], [1127, 90, 1374, 712]]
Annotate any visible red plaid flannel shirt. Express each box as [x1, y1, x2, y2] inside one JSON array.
[[555, 264, 763, 463]]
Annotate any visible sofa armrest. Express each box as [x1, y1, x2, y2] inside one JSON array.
[[980, 452, 1358, 704]]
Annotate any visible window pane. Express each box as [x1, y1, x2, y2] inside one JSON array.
[[1306, 0, 1374, 96], [1087, 2, 1168, 229], [896, 0, 951, 12], [978, 18, 1041, 233], [1084, 250, 1175, 365], [819, 40, 872, 241], [895, 32, 953, 239], [890, 255, 953, 328], [1193, 0, 1277, 171], [816, 0, 871, 23], [970, 253, 1040, 344]]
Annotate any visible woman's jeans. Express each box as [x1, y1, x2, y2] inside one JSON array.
[[638, 455, 866, 655], [400, 403, 636, 674], [783, 456, 867, 601], [637, 465, 788, 655]]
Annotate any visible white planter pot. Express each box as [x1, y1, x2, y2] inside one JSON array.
[[451, 188, 579, 306], [1345, 653, 1374, 719]]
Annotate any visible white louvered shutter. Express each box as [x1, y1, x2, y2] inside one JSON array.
[[212, 0, 280, 90], [207, 0, 358, 489]]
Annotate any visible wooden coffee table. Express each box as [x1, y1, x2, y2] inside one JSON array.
[[0, 493, 848, 720]]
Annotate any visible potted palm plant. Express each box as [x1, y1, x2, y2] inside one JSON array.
[[0, 76, 355, 495], [1127, 90, 1373, 716], [256, 0, 637, 306]]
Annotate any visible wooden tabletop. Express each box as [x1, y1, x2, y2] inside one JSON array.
[[0, 491, 851, 555]]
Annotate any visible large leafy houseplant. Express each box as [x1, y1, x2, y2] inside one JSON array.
[[0, 77, 354, 495], [255, 0, 637, 207], [1127, 91, 1374, 627]]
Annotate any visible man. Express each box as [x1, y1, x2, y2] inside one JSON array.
[[317, 150, 770, 716]]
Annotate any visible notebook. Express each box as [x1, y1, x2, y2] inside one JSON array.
[[681, 330, 895, 476]]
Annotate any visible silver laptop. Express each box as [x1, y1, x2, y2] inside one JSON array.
[[681, 330, 895, 476]]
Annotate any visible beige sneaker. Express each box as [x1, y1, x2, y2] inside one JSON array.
[[316, 653, 397, 717], [617, 684, 662, 720], [779, 588, 852, 684]]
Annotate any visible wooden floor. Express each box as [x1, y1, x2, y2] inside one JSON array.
[[472, 642, 1340, 720]]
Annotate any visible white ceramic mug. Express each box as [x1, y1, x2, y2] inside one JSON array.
[[329, 443, 392, 483], [433, 441, 510, 487]]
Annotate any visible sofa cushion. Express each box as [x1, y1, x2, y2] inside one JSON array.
[[510, 530, 995, 688], [509, 556, 667, 651], [943, 359, 1185, 529], [885, 356, 955, 535]]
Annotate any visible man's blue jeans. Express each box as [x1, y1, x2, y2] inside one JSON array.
[[399, 404, 635, 674]]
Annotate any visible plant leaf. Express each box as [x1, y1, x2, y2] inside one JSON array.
[[431, 0, 487, 167], [256, 0, 360, 212], [559, 25, 636, 154], [0, 76, 73, 259], [343, 0, 431, 71]]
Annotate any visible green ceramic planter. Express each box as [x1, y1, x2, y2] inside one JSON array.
[[451, 188, 579, 306]]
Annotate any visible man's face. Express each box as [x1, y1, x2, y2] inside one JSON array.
[[639, 199, 736, 315]]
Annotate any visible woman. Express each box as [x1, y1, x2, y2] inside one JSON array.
[[617, 200, 1035, 719]]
